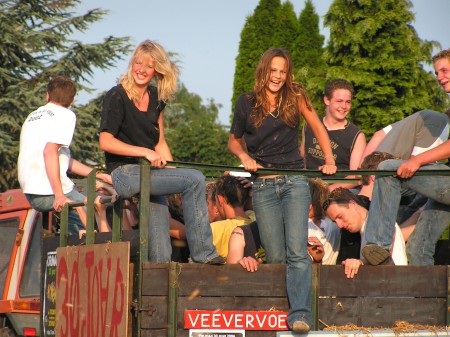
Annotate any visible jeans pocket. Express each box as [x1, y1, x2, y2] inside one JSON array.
[[112, 165, 140, 198]]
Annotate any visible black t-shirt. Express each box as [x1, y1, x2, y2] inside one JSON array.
[[230, 93, 304, 169], [303, 119, 362, 170], [99, 84, 166, 172]]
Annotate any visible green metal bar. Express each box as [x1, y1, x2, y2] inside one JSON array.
[[59, 204, 69, 247], [86, 169, 97, 245], [168, 262, 180, 337], [311, 264, 320, 331], [111, 197, 123, 242], [137, 159, 151, 337]]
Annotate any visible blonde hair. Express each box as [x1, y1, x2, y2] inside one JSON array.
[[119, 40, 179, 102], [251, 48, 313, 128]]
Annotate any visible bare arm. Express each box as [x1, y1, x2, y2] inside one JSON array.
[[349, 133, 367, 170], [155, 112, 173, 162], [360, 129, 386, 165], [397, 140, 450, 177], [99, 131, 165, 168], [299, 100, 336, 174], [227, 227, 246, 264], [228, 134, 261, 172]]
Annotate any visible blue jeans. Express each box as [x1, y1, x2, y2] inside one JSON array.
[[112, 164, 218, 263], [252, 175, 312, 327], [365, 160, 450, 265], [25, 188, 86, 235]]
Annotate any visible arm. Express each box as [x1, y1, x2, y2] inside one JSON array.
[[228, 134, 261, 172], [299, 100, 336, 174], [99, 131, 165, 168], [307, 236, 324, 263], [397, 140, 450, 177], [360, 129, 386, 165], [155, 112, 173, 162], [69, 159, 112, 185], [300, 124, 306, 161]]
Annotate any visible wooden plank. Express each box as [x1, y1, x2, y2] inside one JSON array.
[[318, 297, 447, 328], [175, 264, 287, 297], [319, 266, 447, 297], [141, 263, 169, 296], [140, 328, 168, 337], [140, 296, 168, 329]]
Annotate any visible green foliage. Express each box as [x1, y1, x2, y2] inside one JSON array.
[[324, 0, 449, 136], [231, 0, 327, 122], [0, 0, 132, 191], [292, 0, 327, 114], [165, 84, 239, 178], [231, 0, 283, 119]]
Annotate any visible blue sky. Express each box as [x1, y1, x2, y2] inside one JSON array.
[[73, 0, 450, 125]]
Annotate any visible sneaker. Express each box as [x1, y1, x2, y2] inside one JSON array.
[[205, 256, 226, 265], [361, 244, 392, 265], [291, 320, 310, 333]]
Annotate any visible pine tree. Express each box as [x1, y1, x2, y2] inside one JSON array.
[[231, 0, 283, 118], [292, 0, 327, 114], [324, 0, 449, 136], [0, 1, 131, 190]]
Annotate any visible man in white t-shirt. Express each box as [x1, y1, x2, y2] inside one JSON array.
[[18, 76, 110, 234], [323, 187, 407, 278]]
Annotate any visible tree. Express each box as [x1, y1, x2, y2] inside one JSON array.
[[231, 0, 283, 116], [165, 84, 238, 178], [324, 0, 449, 136], [292, 0, 327, 114], [0, 0, 132, 191]]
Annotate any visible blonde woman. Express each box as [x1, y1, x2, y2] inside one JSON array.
[[99, 40, 223, 264]]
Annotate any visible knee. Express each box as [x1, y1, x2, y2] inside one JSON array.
[[378, 159, 401, 171]]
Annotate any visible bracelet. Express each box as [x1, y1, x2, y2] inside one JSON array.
[[323, 155, 334, 159]]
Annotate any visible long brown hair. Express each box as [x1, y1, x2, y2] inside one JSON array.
[[250, 48, 313, 128]]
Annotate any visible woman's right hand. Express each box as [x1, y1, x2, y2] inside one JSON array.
[[240, 155, 259, 172], [144, 149, 167, 168]]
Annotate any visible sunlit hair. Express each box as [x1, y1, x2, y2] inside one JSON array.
[[359, 151, 397, 185], [206, 182, 217, 202], [324, 78, 354, 99], [432, 48, 450, 64], [322, 187, 370, 212], [250, 48, 313, 128], [308, 178, 329, 222], [47, 76, 76, 108], [119, 40, 179, 102]]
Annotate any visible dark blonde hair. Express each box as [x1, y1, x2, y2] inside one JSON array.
[[359, 151, 397, 185], [47, 76, 76, 107], [250, 48, 313, 128], [120, 40, 179, 102], [308, 178, 329, 222], [322, 187, 370, 212], [432, 48, 450, 64]]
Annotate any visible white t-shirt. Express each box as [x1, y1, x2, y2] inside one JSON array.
[[18, 102, 76, 195], [318, 217, 341, 265], [361, 220, 408, 265], [308, 219, 335, 264]]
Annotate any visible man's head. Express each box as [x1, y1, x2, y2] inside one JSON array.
[[308, 178, 329, 223], [324, 79, 354, 122], [433, 48, 450, 93], [215, 176, 249, 220], [359, 151, 397, 185], [322, 188, 369, 233], [46, 76, 77, 108]]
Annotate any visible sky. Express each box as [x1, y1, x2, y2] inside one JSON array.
[[73, 0, 450, 125]]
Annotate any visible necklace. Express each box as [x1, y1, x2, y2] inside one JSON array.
[[268, 95, 282, 119]]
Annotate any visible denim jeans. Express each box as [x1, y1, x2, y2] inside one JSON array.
[[112, 164, 218, 263], [365, 159, 450, 265], [25, 188, 86, 235], [252, 175, 312, 327]]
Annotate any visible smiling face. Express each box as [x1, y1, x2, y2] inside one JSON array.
[[325, 201, 366, 233], [265, 56, 287, 95], [434, 57, 450, 93], [132, 56, 156, 87], [324, 88, 352, 122]]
